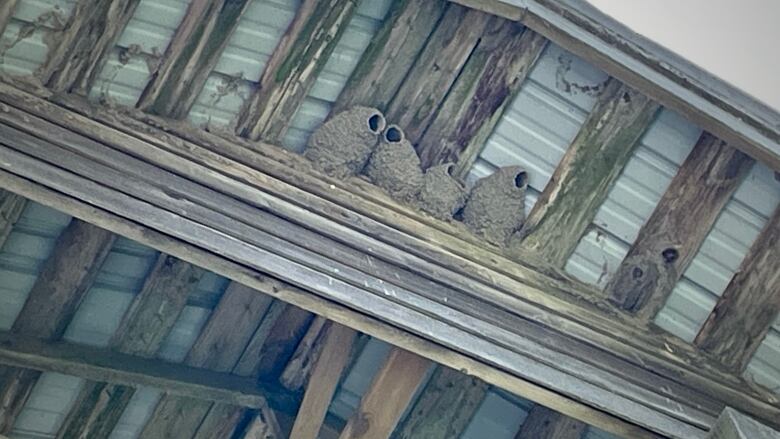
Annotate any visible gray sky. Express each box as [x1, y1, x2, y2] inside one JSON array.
[[587, 0, 780, 112]]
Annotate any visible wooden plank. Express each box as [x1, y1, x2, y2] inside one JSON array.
[[694, 206, 780, 372], [290, 323, 356, 439], [708, 408, 780, 439], [136, 0, 252, 119], [515, 78, 659, 266], [281, 315, 330, 391], [383, 4, 490, 144], [234, 0, 358, 142], [0, 189, 25, 248], [241, 409, 285, 438], [339, 348, 430, 439], [332, 0, 447, 113], [606, 134, 753, 318], [416, 23, 547, 172], [56, 254, 204, 439], [0, 1, 18, 38], [394, 366, 488, 439], [515, 405, 587, 439], [0, 218, 113, 433], [39, 0, 141, 95]]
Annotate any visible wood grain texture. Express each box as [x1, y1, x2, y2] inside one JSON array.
[[607, 133, 753, 319], [339, 348, 430, 439], [694, 206, 780, 372], [235, 0, 358, 142], [516, 78, 659, 266], [56, 254, 204, 439], [136, 0, 252, 119], [384, 4, 490, 144], [0, 1, 18, 39], [417, 23, 547, 172], [708, 408, 780, 439], [516, 405, 587, 439], [290, 323, 356, 439], [0, 189, 25, 249], [281, 315, 330, 391], [394, 366, 488, 439], [332, 0, 447, 113], [39, 0, 141, 95]]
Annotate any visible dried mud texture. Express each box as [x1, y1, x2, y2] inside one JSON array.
[[366, 125, 423, 202], [417, 163, 468, 220], [462, 166, 527, 246], [304, 106, 386, 178]]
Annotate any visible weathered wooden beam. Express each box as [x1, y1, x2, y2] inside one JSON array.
[[418, 24, 547, 174], [56, 255, 204, 439], [281, 315, 330, 391], [136, 0, 252, 119], [0, 219, 114, 434], [384, 4, 490, 144], [39, 0, 141, 95], [0, 1, 18, 38], [516, 405, 587, 439], [515, 78, 659, 266], [340, 348, 430, 439], [290, 323, 356, 439], [0, 330, 299, 412], [694, 206, 780, 372], [707, 408, 780, 439], [606, 134, 753, 318], [235, 0, 358, 142], [332, 0, 447, 113], [394, 366, 488, 439], [0, 189, 25, 248]]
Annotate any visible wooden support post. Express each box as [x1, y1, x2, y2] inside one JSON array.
[[39, 0, 141, 95], [136, 0, 252, 119], [708, 408, 780, 439], [515, 405, 587, 439], [0, 1, 18, 38], [0, 189, 25, 248], [332, 0, 447, 113], [383, 4, 490, 144], [394, 366, 488, 439], [606, 133, 753, 318], [417, 24, 547, 173], [516, 79, 659, 266], [56, 255, 204, 439], [339, 348, 430, 439], [0, 219, 114, 434], [235, 0, 358, 142], [290, 324, 356, 439], [694, 206, 780, 372]]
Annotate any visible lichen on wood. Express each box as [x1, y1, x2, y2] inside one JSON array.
[[366, 125, 424, 203], [462, 166, 527, 246]]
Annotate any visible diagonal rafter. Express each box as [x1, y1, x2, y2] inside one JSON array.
[[606, 133, 754, 319], [0, 189, 25, 248], [136, 0, 252, 119]]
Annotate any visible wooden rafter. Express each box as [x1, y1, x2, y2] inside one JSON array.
[[694, 206, 780, 372], [39, 0, 141, 95], [281, 315, 330, 391], [516, 406, 587, 439], [56, 254, 204, 439], [0, 1, 17, 38], [136, 0, 252, 119], [516, 78, 659, 266], [0, 189, 25, 248], [607, 133, 754, 318], [0, 219, 114, 434], [235, 0, 358, 142], [0, 84, 778, 438]]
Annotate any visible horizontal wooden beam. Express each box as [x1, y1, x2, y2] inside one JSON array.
[[448, 0, 780, 172], [0, 83, 778, 438], [0, 331, 299, 412], [708, 408, 780, 439]]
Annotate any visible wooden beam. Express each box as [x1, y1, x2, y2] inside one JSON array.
[[339, 348, 430, 439], [708, 408, 780, 439], [0, 189, 25, 248], [234, 0, 358, 142], [694, 206, 780, 372], [290, 323, 356, 439], [384, 4, 490, 144], [606, 134, 753, 318], [281, 315, 330, 391], [0, 219, 114, 433], [515, 78, 659, 266], [516, 405, 587, 439], [394, 366, 488, 439], [56, 255, 204, 439], [0, 331, 299, 412], [38, 0, 141, 95], [136, 0, 252, 119], [0, 1, 18, 38], [332, 0, 447, 113], [417, 24, 547, 174]]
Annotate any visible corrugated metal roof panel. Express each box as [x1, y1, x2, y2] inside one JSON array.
[[108, 387, 162, 439], [9, 372, 84, 439], [462, 392, 530, 439]]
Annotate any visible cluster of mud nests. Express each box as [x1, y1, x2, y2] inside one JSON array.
[[305, 106, 527, 247]]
